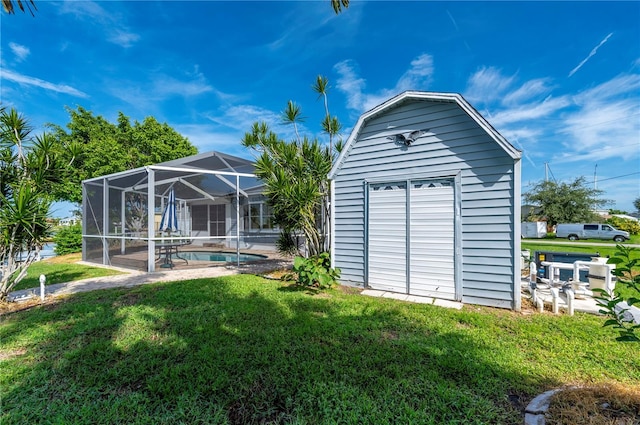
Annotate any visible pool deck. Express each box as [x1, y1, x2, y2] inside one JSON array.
[[106, 246, 287, 272]]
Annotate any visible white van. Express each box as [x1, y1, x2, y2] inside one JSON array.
[[555, 223, 629, 242]]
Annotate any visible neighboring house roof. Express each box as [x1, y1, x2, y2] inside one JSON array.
[[329, 91, 521, 179], [612, 214, 639, 222]]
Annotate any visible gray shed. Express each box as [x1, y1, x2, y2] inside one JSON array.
[[329, 91, 522, 310]]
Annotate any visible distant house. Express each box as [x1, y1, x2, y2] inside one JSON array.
[[329, 91, 522, 310], [59, 217, 80, 226], [611, 214, 639, 222]]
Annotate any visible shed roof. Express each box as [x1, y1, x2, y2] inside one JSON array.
[[329, 91, 521, 179]]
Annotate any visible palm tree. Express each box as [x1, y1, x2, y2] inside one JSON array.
[[331, 0, 349, 14], [1, 0, 36, 15], [313, 75, 342, 156], [281, 101, 305, 143]]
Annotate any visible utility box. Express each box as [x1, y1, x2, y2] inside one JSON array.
[[521, 222, 547, 238], [534, 250, 600, 282]]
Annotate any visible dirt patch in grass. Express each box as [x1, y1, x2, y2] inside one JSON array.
[[336, 285, 362, 295], [43, 252, 82, 264], [111, 292, 143, 308], [546, 383, 640, 425], [0, 347, 27, 361], [1, 298, 45, 315], [260, 269, 291, 279]]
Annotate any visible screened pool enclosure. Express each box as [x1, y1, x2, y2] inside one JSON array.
[[82, 151, 277, 272]]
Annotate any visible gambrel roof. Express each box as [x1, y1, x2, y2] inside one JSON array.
[[329, 91, 521, 179]]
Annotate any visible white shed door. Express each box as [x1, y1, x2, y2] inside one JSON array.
[[367, 182, 407, 293], [409, 179, 455, 299], [367, 178, 456, 300]]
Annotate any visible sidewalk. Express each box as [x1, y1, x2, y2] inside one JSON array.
[[9, 259, 293, 302]]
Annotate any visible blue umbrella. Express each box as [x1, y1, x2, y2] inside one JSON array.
[[159, 187, 178, 233]]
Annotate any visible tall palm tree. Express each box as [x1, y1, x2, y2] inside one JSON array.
[[313, 75, 342, 158], [331, 0, 349, 14], [2, 0, 36, 15], [281, 100, 305, 144]]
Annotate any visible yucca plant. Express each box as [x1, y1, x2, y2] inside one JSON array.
[[0, 107, 64, 301]]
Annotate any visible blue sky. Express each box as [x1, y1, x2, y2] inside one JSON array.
[[2, 1, 639, 217]]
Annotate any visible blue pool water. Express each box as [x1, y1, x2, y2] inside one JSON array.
[[179, 251, 267, 262]]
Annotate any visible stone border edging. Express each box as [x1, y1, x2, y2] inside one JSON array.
[[524, 389, 559, 424], [524, 386, 578, 425]]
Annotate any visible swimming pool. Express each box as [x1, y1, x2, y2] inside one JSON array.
[[178, 251, 268, 262]]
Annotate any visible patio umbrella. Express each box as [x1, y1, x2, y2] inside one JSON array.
[[159, 187, 179, 233]]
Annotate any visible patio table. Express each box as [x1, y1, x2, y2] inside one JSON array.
[[156, 241, 189, 268]]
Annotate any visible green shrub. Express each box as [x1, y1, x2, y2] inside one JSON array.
[[275, 231, 301, 256], [593, 245, 640, 342], [53, 223, 82, 255], [287, 252, 341, 289], [606, 216, 640, 235]]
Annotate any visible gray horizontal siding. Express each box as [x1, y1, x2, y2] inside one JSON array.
[[463, 296, 513, 309], [462, 215, 513, 225], [463, 263, 513, 275], [463, 230, 513, 240], [464, 256, 514, 267], [463, 240, 513, 250], [333, 98, 516, 308], [463, 286, 514, 301]]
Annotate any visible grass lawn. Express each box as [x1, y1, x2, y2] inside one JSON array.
[[10, 253, 124, 292], [521, 241, 640, 259], [1, 275, 638, 424]]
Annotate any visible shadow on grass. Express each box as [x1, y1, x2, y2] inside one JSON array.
[[1, 275, 633, 424]]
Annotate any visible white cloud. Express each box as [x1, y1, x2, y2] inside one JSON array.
[[396, 54, 434, 92], [205, 105, 279, 131], [266, 1, 362, 54], [9, 42, 30, 62], [1, 69, 88, 98], [204, 104, 301, 142], [557, 98, 640, 162], [572, 74, 640, 104], [153, 74, 214, 97], [464, 67, 515, 103], [334, 60, 367, 111], [173, 123, 248, 156], [466, 66, 639, 178], [490, 95, 571, 127], [59, 0, 140, 48], [108, 69, 224, 111], [568, 32, 613, 77], [108, 30, 140, 49], [502, 78, 554, 106], [335, 53, 435, 112]]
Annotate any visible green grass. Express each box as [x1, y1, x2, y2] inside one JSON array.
[[1, 276, 638, 424], [11, 255, 123, 292], [522, 239, 640, 259], [521, 242, 621, 258], [533, 233, 640, 245]]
